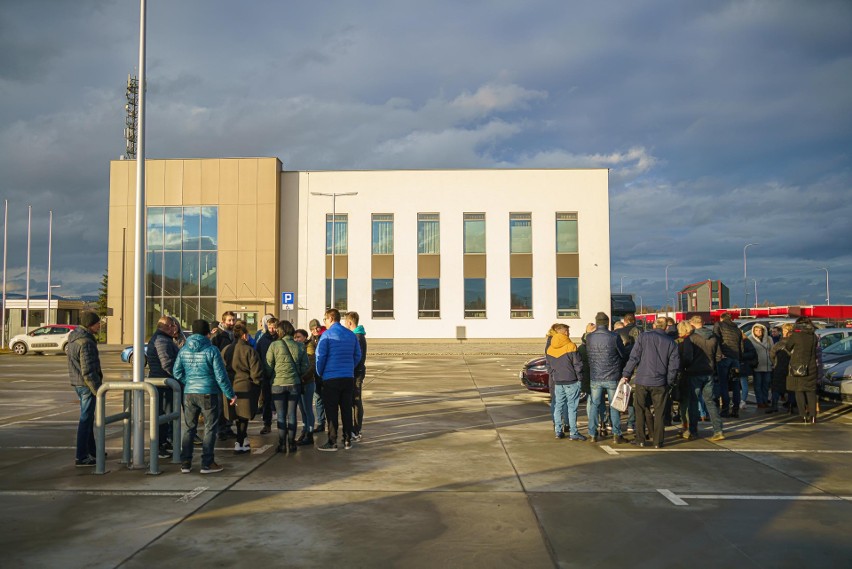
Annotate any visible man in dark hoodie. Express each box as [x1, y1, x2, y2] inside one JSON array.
[[67, 311, 103, 467], [345, 311, 368, 441], [683, 315, 724, 440]]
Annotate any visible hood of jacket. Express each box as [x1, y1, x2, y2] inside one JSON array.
[[353, 325, 366, 335], [693, 326, 714, 341], [68, 328, 93, 344], [547, 333, 578, 358], [184, 333, 212, 352]]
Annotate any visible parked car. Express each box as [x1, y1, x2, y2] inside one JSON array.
[[120, 331, 191, 366], [821, 359, 852, 403], [8, 324, 80, 355], [819, 336, 852, 402], [816, 328, 852, 350], [519, 356, 549, 392]]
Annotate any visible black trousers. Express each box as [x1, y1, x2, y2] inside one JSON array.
[[260, 378, 273, 426], [633, 384, 668, 446], [352, 374, 365, 434], [321, 377, 354, 443]]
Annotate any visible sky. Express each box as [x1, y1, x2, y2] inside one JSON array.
[[1, 0, 850, 309]]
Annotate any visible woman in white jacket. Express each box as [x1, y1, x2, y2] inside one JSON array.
[[748, 324, 774, 408]]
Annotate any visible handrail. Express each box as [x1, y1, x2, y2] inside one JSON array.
[[146, 377, 183, 465], [95, 382, 163, 475]]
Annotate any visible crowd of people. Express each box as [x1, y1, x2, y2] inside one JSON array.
[[67, 308, 367, 473], [545, 312, 822, 448]]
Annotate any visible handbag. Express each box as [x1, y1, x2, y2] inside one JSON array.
[[790, 363, 808, 377], [611, 380, 632, 413]]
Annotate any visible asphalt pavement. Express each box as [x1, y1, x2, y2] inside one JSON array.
[[0, 346, 850, 568]]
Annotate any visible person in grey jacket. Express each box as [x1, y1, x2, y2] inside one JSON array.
[[174, 319, 237, 474], [147, 316, 180, 458], [621, 318, 680, 448], [67, 311, 103, 467]]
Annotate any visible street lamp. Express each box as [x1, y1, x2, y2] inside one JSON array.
[[636, 295, 643, 315], [48, 285, 60, 325], [311, 191, 358, 310], [818, 267, 830, 305], [665, 263, 675, 318], [620, 276, 628, 293], [743, 243, 758, 310]]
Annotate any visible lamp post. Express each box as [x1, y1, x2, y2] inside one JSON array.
[[620, 276, 627, 293], [46, 211, 52, 324], [637, 295, 643, 315], [818, 267, 830, 305], [1, 200, 7, 348], [665, 263, 675, 318], [743, 243, 758, 309], [310, 191, 357, 310]]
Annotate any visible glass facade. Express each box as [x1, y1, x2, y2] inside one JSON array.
[[372, 278, 394, 318], [464, 278, 486, 318], [510, 213, 532, 254], [463, 213, 485, 254], [557, 278, 579, 318], [372, 214, 394, 254], [146, 206, 217, 336], [418, 278, 440, 318], [510, 277, 533, 318], [418, 213, 440, 254], [556, 212, 578, 253], [326, 214, 348, 255], [325, 278, 348, 311]]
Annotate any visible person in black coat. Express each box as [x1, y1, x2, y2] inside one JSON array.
[[786, 318, 820, 423]]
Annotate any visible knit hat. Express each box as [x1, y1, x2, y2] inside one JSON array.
[[595, 312, 609, 326], [309, 319, 321, 329], [192, 319, 211, 336], [80, 311, 100, 328]]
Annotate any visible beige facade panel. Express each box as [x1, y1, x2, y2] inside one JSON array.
[[183, 160, 202, 204], [510, 254, 533, 278], [463, 254, 486, 278], [217, 249, 239, 300], [556, 253, 579, 278], [256, 205, 277, 248], [109, 162, 129, 207], [418, 254, 440, 279], [200, 159, 220, 203], [255, 251, 277, 302], [372, 255, 394, 279], [237, 254, 258, 297], [108, 207, 128, 254], [146, 160, 165, 204], [237, 205, 258, 251], [218, 204, 238, 251], [257, 159, 279, 204], [163, 160, 183, 205], [238, 159, 258, 205], [325, 255, 349, 278], [219, 160, 239, 205]]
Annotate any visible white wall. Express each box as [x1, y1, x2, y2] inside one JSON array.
[[282, 169, 611, 339]]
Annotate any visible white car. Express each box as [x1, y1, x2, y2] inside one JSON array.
[[9, 324, 80, 355]]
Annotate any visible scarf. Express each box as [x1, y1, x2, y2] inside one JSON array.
[[547, 333, 578, 359]]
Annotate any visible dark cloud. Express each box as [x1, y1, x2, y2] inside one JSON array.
[[0, 0, 849, 309]]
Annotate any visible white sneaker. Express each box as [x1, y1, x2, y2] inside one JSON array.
[[243, 441, 251, 452], [739, 401, 747, 409], [234, 442, 243, 453]]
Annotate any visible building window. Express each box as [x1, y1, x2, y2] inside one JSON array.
[[372, 278, 394, 318], [510, 213, 532, 254], [325, 278, 348, 311], [146, 206, 217, 337], [556, 212, 578, 253], [464, 278, 486, 318], [417, 213, 440, 254], [557, 277, 579, 318], [372, 214, 394, 255], [463, 213, 485, 254], [511, 277, 533, 318], [418, 278, 440, 318], [326, 214, 348, 255]]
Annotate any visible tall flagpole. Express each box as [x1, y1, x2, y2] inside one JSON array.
[[25, 205, 31, 332], [1, 200, 7, 347], [47, 211, 52, 325], [131, 0, 148, 469]]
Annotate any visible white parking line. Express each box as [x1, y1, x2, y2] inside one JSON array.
[[657, 489, 688, 505], [658, 488, 852, 506], [252, 444, 272, 455], [601, 446, 852, 455], [176, 486, 208, 503]]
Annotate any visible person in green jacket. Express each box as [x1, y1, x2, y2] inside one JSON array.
[[266, 320, 309, 453]]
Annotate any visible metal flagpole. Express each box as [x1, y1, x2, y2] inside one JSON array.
[[1, 200, 7, 348], [131, 0, 148, 470], [25, 205, 31, 332], [47, 211, 52, 325]]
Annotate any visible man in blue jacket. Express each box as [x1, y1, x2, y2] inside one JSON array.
[[174, 319, 237, 474], [315, 308, 361, 451], [621, 317, 680, 448], [586, 312, 627, 443]]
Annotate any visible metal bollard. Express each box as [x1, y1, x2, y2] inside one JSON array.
[[95, 382, 161, 475]]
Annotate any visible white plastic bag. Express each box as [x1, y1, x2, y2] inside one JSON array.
[[611, 380, 632, 413]]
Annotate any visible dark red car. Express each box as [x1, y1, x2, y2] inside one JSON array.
[[519, 356, 549, 392]]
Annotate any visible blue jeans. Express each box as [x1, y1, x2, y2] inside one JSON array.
[[689, 375, 723, 435], [181, 393, 220, 468], [753, 371, 771, 405], [716, 358, 742, 410], [74, 386, 96, 461], [297, 382, 316, 434], [698, 393, 708, 418], [272, 384, 300, 442], [314, 379, 326, 429], [553, 382, 581, 437], [589, 382, 622, 436], [740, 376, 750, 404]]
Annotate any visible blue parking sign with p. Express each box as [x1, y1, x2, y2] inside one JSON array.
[[282, 292, 294, 310]]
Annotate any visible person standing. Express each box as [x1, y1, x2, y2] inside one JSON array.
[[621, 317, 680, 448], [211, 311, 238, 441], [546, 324, 585, 441], [67, 311, 103, 467], [585, 312, 627, 444], [748, 324, 774, 409], [255, 317, 278, 435], [786, 317, 820, 423], [147, 316, 180, 459], [266, 320, 309, 453], [767, 323, 794, 414], [682, 315, 724, 440], [344, 311, 368, 441], [713, 313, 744, 418], [293, 328, 317, 446], [221, 321, 264, 453], [315, 309, 361, 451], [308, 318, 327, 433], [173, 319, 237, 474]]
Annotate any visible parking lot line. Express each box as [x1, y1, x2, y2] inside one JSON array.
[[658, 488, 852, 506], [601, 445, 852, 455]]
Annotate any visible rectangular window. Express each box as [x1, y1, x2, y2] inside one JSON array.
[[182, 207, 201, 250], [511, 277, 533, 318], [417, 213, 440, 254], [418, 278, 440, 318], [163, 207, 183, 251], [372, 214, 394, 255], [510, 213, 532, 254], [372, 278, 394, 318], [556, 212, 578, 253], [146, 207, 164, 251], [464, 278, 486, 318], [557, 277, 579, 318], [325, 278, 348, 311], [325, 214, 348, 255], [463, 213, 485, 254]]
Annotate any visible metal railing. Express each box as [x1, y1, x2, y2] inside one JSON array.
[[94, 378, 182, 475]]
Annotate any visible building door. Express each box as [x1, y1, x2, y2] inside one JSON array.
[[235, 311, 259, 334]]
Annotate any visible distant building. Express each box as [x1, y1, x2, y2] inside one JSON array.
[[677, 280, 728, 312]]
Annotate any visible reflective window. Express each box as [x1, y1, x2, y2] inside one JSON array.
[[163, 207, 182, 251], [326, 214, 348, 255], [510, 213, 532, 254], [182, 207, 201, 250], [464, 278, 486, 318], [418, 278, 440, 318], [200, 252, 217, 296], [556, 212, 578, 253], [162, 252, 181, 297], [372, 214, 394, 255], [418, 213, 440, 254], [181, 252, 200, 296], [464, 213, 485, 254], [372, 278, 394, 318], [147, 207, 164, 250], [325, 278, 348, 311], [200, 207, 217, 250], [557, 278, 579, 318], [511, 277, 533, 318]]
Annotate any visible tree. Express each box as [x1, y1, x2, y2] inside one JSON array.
[[96, 272, 108, 317]]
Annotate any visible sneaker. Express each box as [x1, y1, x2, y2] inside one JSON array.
[[200, 462, 224, 474], [234, 442, 249, 454], [739, 401, 747, 409], [589, 435, 599, 443], [297, 434, 314, 446], [710, 432, 726, 442], [180, 461, 192, 473], [158, 446, 172, 459], [682, 431, 694, 440], [343, 440, 352, 450], [75, 457, 96, 467], [569, 433, 587, 442], [317, 440, 338, 452], [352, 432, 362, 442], [259, 425, 271, 435], [627, 427, 635, 434], [555, 432, 564, 439], [613, 435, 627, 444]]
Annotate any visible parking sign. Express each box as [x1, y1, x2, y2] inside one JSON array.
[[281, 292, 294, 310]]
